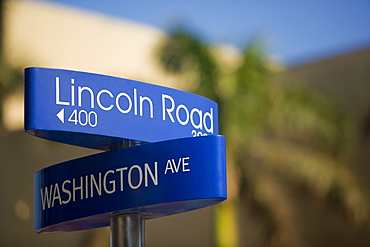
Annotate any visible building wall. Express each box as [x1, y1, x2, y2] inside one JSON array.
[[1, 1, 213, 246], [279, 47, 370, 198]]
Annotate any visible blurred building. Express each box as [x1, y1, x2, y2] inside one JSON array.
[[255, 44, 370, 247], [1, 1, 212, 247], [280, 47, 370, 203]]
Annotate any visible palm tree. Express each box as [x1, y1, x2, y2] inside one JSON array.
[[157, 26, 369, 247]]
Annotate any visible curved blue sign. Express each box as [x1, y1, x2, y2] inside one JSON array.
[[25, 67, 218, 150], [34, 135, 226, 233]]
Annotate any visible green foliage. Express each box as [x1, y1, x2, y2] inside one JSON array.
[[157, 26, 369, 246], [159, 26, 220, 103]]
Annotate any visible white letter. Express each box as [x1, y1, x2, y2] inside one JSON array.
[[103, 170, 116, 194], [203, 108, 214, 133], [128, 165, 142, 189], [116, 167, 128, 191], [71, 79, 75, 106], [90, 173, 102, 197], [116, 92, 132, 114], [62, 180, 71, 204], [55, 77, 69, 105], [40, 185, 53, 210], [173, 159, 181, 173], [72, 177, 83, 201], [51, 183, 62, 207], [176, 104, 189, 125], [190, 108, 203, 130], [182, 157, 190, 172], [97, 89, 114, 111], [162, 94, 175, 122], [78, 86, 95, 108], [145, 162, 158, 187], [140, 96, 154, 118], [134, 88, 138, 115], [85, 175, 89, 199], [164, 160, 174, 174]]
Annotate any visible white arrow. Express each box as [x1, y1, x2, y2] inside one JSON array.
[[56, 108, 65, 123]]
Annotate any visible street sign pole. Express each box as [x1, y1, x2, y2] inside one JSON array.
[[109, 141, 145, 247], [111, 213, 145, 247]]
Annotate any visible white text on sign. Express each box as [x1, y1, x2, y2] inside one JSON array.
[[55, 77, 214, 135], [40, 157, 191, 211]]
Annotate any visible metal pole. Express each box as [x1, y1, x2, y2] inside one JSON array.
[[110, 213, 145, 247], [109, 140, 145, 247]]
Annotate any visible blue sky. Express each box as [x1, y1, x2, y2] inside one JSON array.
[[46, 0, 370, 66]]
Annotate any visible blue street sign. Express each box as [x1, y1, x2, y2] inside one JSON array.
[[25, 67, 219, 150], [34, 135, 227, 233]]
